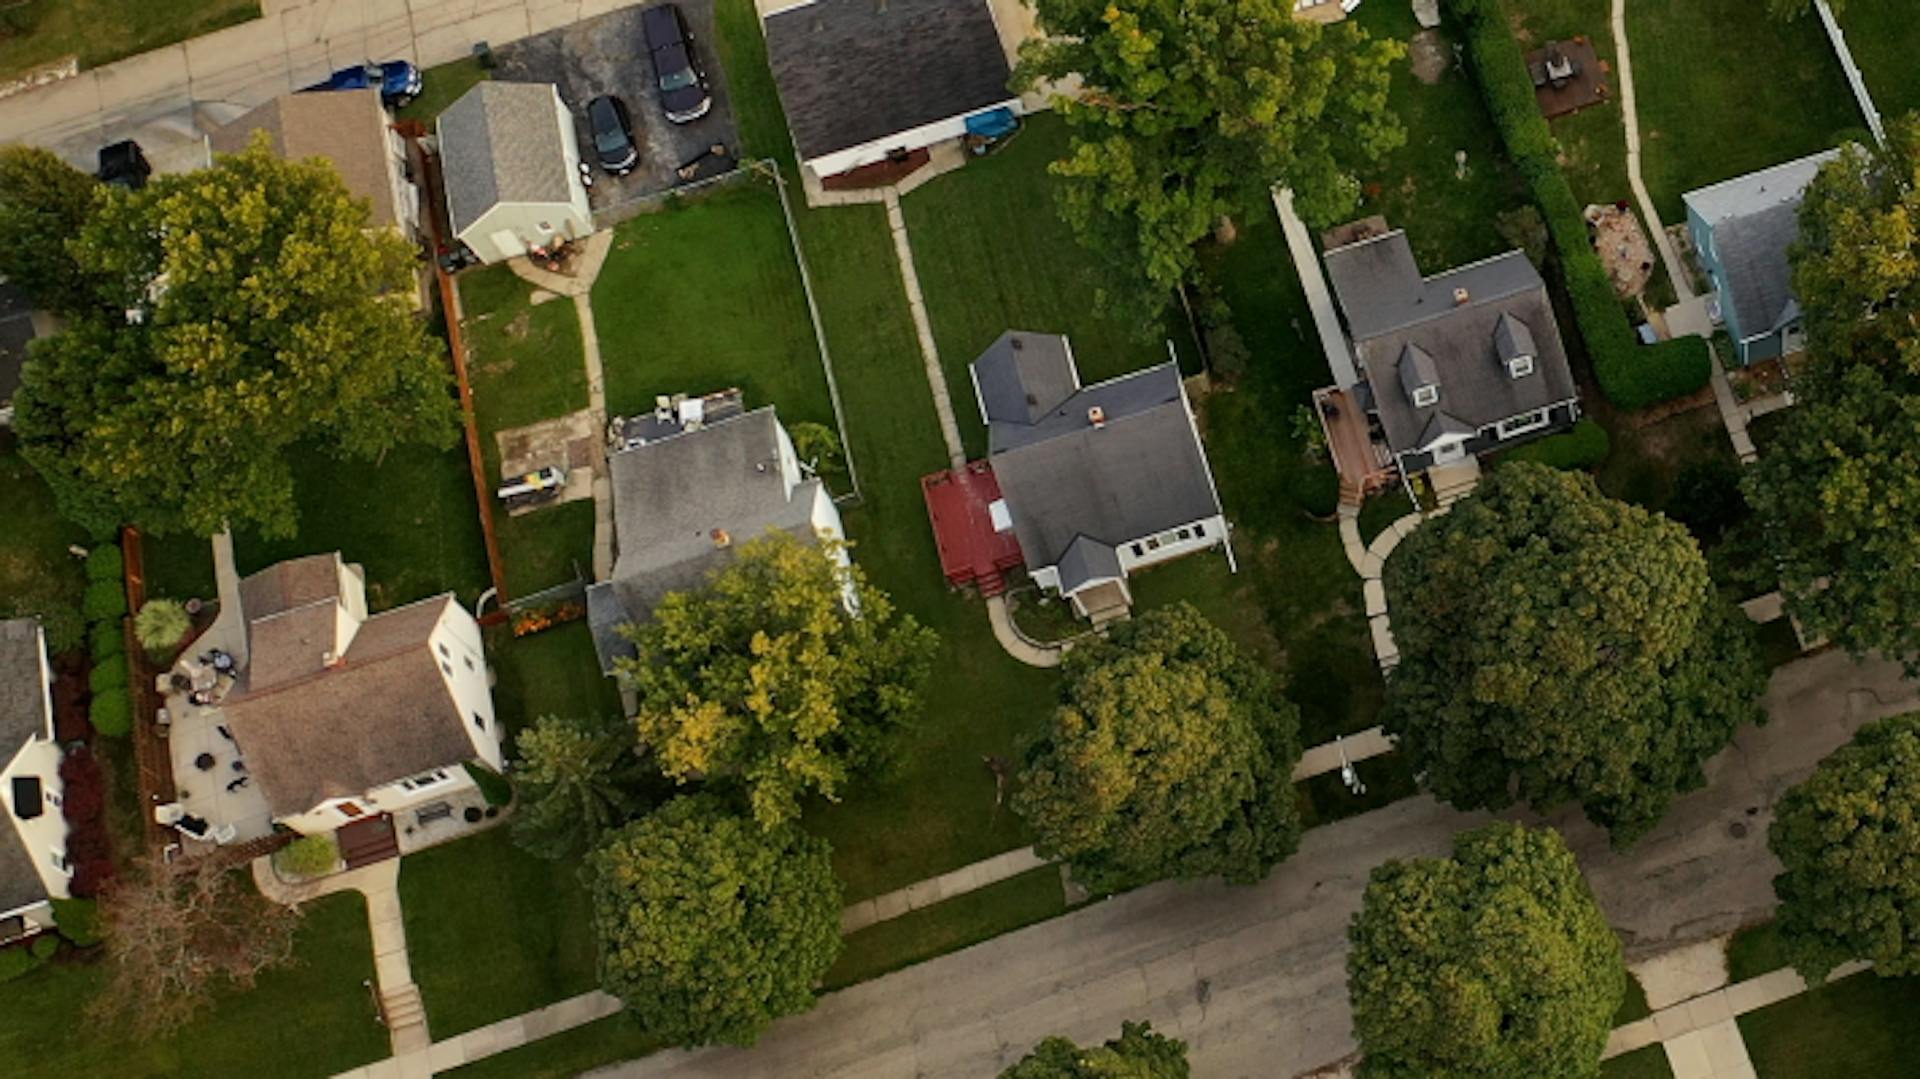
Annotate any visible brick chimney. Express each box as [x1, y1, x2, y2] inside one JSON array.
[[711, 528, 731, 548], [1088, 405, 1106, 428], [1453, 286, 1471, 306]]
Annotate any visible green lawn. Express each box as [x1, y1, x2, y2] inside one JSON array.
[[1592, 402, 1732, 515], [487, 620, 625, 741], [1739, 971, 1920, 1078], [446, 1014, 665, 1079], [0, 434, 89, 641], [398, 828, 600, 1039], [1508, 0, 1627, 205], [1349, 0, 1532, 270], [458, 264, 592, 597], [592, 179, 834, 427], [1601, 1045, 1674, 1079], [825, 866, 1067, 990], [1726, 920, 1789, 983], [1627, 0, 1862, 223], [898, 113, 1199, 459], [0, 892, 385, 1078], [1839, 0, 1920, 122], [397, 57, 491, 124], [0, 0, 258, 78]]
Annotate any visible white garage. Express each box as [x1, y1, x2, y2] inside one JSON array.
[[437, 81, 594, 265]]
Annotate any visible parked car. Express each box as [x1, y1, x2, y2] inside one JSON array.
[[586, 95, 639, 176], [96, 140, 152, 190], [641, 5, 712, 124], [304, 60, 423, 108]]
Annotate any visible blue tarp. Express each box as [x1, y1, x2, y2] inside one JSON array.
[[965, 107, 1018, 139]]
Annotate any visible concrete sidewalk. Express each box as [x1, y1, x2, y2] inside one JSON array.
[[2, 0, 644, 163]]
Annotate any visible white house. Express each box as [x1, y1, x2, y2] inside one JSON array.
[[586, 393, 846, 673], [437, 81, 594, 264], [212, 88, 422, 240], [972, 331, 1230, 621], [218, 553, 501, 836], [761, 0, 1024, 188], [1, 619, 68, 945]]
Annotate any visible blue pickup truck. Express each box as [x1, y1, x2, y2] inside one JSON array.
[[304, 61, 423, 108]]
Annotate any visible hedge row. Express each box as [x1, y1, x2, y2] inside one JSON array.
[[1503, 418, 1612, 470], [1446, 0, 1711, 410]]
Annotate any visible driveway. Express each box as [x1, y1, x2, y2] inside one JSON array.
[[586, 649, 1918, 1078], [490, 4, 740, 213]]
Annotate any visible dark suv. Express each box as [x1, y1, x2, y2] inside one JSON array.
[[642, 5, 712, 124], [586, 95, 639, 175]]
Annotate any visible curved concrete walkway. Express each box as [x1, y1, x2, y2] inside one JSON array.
[[1338, 505, 1432, 672], [987, 594, 1065, 667]]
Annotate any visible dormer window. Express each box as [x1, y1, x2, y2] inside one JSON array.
[[1398, 343, 1442, 408], [1507, 354, 1534, 379], [1493, 313, 1538, 382], [1412, 384, 1439, 407]]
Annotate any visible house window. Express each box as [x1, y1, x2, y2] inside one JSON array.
[[1194, 523, 1206, 539], [338, 801, 365, 818], [1507, 354, 1534, 378], [1177, 528, 1191, 542], [1146, 537, 1161, 552], [441, 662, 452, 676], [50, 850, 70, 875], [437, 643, 449, 658], [399, 769, 450, 793], [1412, 384, 1439, 408], [464, 656, 475, 671], [473, 713, 487, 732], [1495, 409, 1551, 439], [1131, 543, 1144, 557]]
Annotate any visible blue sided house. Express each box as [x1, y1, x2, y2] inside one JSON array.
[[1683, 149, 1840, 366]]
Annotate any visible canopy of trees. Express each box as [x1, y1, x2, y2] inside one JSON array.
[[1346, 823, 1624, 1078], [1000, 1020, 1190, 1078], [1383, 463, 1766, 844], [1014, 602, 1302, 892], [1014, 0, 1403, 320], [10, 134, 456, 538], [613, 533, 938, 829], [510, 713, 652, 860], [586, 794, 841, 1046], [1770, 712, 1920, 983]]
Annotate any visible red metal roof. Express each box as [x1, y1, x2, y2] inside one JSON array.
[[922, 461, 1024, 590]]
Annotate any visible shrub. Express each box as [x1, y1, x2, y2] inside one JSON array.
[[84, 544, 122, 584], [51, 898, 101, 947], [0, 944, 46, 983], [65, 824, 111, 864], [82, 579, 126, 623], [1447, 0, 1711, 411], [59, 750, 105, 825], [89, 688, 132, 737], [90, 620, 124, 662], [28, 935, 57, 961], [464, 761, 514, 807], [274, 835, 340, 878], [89, 654, 128, 694], [37, 608, 84, 656], [1290, 464, 1340, 518], [1503, 418, 1611, 470], [69, 859, 114, 898], [134, 598, 192, 655]]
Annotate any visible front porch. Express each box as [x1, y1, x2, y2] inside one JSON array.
[[1314, 386, 1398, 506]]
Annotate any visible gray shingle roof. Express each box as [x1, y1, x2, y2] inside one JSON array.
[[972, 331, 1080, 425], [1684, 150, 1839, 342], [1325, 232, 1577, 455], [1056, 536, 1121, 594], [977, 340, 1221, 575], [224, 595, 473, 817], [436, 82, 575, 237], [764, 0, 1015, 162], [588, 407, 822, 673], [0, 620, 51, 916]]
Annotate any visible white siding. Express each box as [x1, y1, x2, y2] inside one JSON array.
[[1114, 515, 1228, 573], [280, 767, 479, 835], [2, 738, 70, 913], [804, 98, 1025, 179], [431, 602, 502, 770], [458, 200, 594, 264]]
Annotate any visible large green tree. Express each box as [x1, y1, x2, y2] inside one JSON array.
[[1745, 120, 1920, 666], [0, 145, 101, 314], [1384, 463, 1766, 844], [1000, 1021, 1190, 1078], [1014, 602, 1302, 892], [12, 134, 456, 538], [1769, 712, 1920, 983], [1015, 0, 1403, 319], [613, 532, 938, 829], [1347, 823, 1625, 1079], [510, 714, 652, 860], [586, 795, 841, 1047]]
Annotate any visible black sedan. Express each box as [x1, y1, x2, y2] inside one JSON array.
[[586, 95, 639, 175], [642, 4, 712, 124]]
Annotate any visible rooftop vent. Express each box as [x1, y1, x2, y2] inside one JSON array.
[[1453, 286, 1471, 306], [1010, 336, 1024, 351], [1088, 405, 1106, 428], [711, 528, 731, 548]]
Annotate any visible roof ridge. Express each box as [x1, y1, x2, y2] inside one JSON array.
[[237, 596, 451, 703]]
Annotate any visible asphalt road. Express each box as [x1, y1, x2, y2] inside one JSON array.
[[492, 3, 738, 211], [588, 649, 1918, 1079]]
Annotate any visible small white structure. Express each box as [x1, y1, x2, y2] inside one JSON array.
[[437, 82, 594, 264], [1, 619, 68, 944], [218, 553, 502, 835], [972, 332, 1230, 620]]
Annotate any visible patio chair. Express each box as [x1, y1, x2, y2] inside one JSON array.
[[153, 802, 185, 826]]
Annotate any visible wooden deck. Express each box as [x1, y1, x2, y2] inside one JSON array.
[[1314, 387, 1396, 505]]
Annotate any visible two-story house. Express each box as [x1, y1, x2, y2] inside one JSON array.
[[1684, 149, 1840, 365], [1, 619, 67, 945]]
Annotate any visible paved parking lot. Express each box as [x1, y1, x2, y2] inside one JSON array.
[[492, 4, 740, 211]]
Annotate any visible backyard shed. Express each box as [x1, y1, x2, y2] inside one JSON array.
[[436, 81, 593, 264]]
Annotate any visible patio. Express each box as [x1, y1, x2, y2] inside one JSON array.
[[160, 655, 274, 848], [1314, 386, 1397, 505]]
